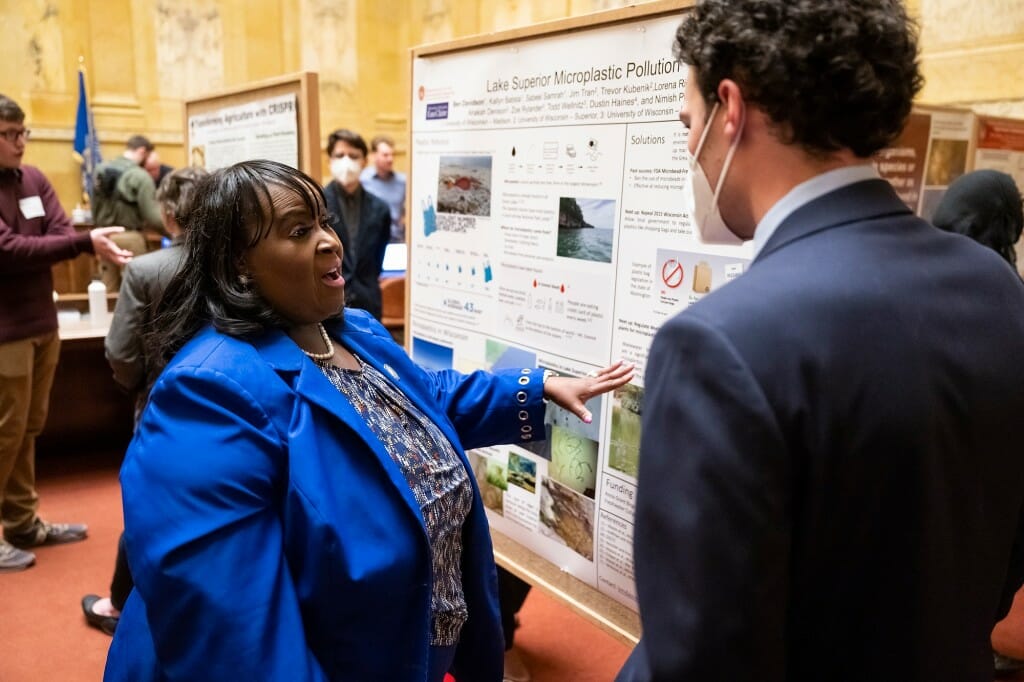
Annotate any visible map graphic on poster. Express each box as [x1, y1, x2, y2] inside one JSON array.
[[410, 11, 752, 613], [187, 94, 299, 171]]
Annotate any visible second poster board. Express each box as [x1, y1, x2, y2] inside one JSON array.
[[183, 72, 320, 179], [876, 107, 1024, 271], [874, 105, 977, 221]]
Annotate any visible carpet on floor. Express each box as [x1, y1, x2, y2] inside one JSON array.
[[0, 448, 630, 681]]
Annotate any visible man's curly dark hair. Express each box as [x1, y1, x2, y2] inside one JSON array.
[[674, 0, 923, 158]]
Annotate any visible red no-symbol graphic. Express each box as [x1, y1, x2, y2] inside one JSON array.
[[661, 259, 685, 288]]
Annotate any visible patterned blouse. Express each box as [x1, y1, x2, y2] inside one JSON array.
[[317, 356, 473, 646]]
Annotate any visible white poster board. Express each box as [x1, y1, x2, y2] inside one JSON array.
[[410, 2, 737, 627], [187, 93, 299, 171], [184, 73, 320, 179]]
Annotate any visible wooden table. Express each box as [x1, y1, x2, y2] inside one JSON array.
[[37, 317, 133, 455]]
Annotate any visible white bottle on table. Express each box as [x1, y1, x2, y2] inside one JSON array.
[[87, 279, 108, 327]]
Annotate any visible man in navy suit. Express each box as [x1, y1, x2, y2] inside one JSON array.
[[619, 2, 1024, 681], [323, 129, 391, 320]]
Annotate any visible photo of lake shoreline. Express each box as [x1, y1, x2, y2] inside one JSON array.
[[557, 197, 615, 263]]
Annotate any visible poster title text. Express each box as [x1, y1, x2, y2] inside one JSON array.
[[486, 58, 683, 92]]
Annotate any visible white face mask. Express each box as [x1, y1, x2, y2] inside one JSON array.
[[684, 101, 745, 245], [330, 156, 362, 185]]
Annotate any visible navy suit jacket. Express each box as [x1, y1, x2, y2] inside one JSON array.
[[104, 310, 548, 681], [324, 181, 391, 320], [620, 179, 1024, 681]]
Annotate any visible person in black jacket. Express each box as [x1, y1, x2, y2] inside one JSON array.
[[932, 169, 1023, 268], [323, 129, 390, 320]]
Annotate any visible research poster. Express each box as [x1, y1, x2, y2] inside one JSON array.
[[410, 12, 751, 610], [874, 111, 930, 213], [973, 116, 1024, 272], [187, 93, 299, 171], [974, 116, 1024, 192], [875, 107, 976, 220]]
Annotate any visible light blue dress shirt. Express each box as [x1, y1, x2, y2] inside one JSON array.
[[361, 168, 407, 242], [752, 164, 881, 259]]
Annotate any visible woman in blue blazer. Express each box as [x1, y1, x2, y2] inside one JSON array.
[[103, 160, 631, 682]]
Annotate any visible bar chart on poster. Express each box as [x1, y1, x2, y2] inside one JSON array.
[[408, 0, 754, 641]]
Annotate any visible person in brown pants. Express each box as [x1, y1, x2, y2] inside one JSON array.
[[0, 93, 131, 572]]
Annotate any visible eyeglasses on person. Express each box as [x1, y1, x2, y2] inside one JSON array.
[[0, 128, 31, 143]]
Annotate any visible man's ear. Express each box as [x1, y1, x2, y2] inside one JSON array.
[[716, 79, 746, 138]]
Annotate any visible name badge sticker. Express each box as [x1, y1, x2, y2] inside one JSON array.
[[19, 196, 45, 219]]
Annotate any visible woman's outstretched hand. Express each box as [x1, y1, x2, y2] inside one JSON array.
[[543, 360, 635, 424]]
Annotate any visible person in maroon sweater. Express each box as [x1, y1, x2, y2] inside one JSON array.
[[0, 93, 131, 572]]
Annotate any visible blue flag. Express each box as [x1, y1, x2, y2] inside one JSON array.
[[72, 67, 101, 202]]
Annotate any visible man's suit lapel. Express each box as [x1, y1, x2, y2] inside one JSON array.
[[755, 179, 912, 263]]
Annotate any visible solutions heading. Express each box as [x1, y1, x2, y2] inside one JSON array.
[[486, 58, 683, 92]]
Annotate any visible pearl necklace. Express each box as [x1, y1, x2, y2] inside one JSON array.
[[300, 322, 334, 361]]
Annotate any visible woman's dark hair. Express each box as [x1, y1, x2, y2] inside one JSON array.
[[674, 0, 923, 158], [146, 159, 330, 375], [932, 169, 1024, 266], [155, 166, 208, 229]]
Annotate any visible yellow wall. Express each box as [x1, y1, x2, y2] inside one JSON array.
[[1, 0, 1020, 214], [914, 0, 1024, 117]]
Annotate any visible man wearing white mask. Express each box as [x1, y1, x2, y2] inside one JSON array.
[[323, 129, 390, 320], [619, 1, 1024, 681]]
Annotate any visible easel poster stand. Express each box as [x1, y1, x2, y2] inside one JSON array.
[[408, 1, 714, 646], [183, 72, 320, 179]]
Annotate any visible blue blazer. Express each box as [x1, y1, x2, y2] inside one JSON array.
[[104, 310, 547, 681], [620, 180, 1024, 681]]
